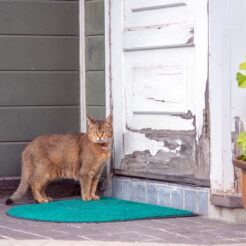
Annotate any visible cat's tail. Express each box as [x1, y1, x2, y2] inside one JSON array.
[[5, 152, 31, 205]]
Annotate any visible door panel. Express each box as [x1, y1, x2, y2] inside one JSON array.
[[125, 49, 194, 118], [123, 22, 194, 51], [107, 0, 209, 184], [124, 0, 194, 28]]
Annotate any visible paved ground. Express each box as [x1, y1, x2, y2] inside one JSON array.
[[1, 242, 246, 246], [1, 196, 246, 245]]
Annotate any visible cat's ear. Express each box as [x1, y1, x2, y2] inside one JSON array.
[[105, 114, 112, 124], [86, 114, 96, 126]]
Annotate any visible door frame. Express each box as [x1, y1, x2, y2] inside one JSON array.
[[105, 0, 124, 168], [79, 0, 87, 132], [209, 0, 241, 194]]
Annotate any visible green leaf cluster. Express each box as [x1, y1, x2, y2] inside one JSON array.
[[236, 58, 246, 160], [237, 58, 246, 88], [237, 132, 246, 160]]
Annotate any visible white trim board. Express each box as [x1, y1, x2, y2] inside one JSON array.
[[79, 0, 87, 132], [209, 0, 246, 194]]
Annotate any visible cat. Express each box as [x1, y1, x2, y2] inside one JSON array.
[[5, 114, 112, 204]]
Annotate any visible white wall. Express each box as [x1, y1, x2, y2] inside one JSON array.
[[209, 0, 246, 223], [210, 0, 246, 195]]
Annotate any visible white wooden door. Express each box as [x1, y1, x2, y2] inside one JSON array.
[[105, 0, 209, 185]]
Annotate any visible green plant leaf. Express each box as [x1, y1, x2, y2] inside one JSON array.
[[237, 132, 246, 158], [237, 72, 246, 88], [240, 60, 246, 70]]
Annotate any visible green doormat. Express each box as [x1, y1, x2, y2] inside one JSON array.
[[6, 197, 194, 223]]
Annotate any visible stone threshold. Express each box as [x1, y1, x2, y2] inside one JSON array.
[[112, 176, 209, 215]]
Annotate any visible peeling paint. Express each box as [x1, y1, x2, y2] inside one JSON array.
[[124, 22, 187, 32], [124, 130, 169, 156], [122, 126, 198, 178], [196, 129, 210, 180], [109, 0, 209, 185], [196, 81, 210, 180], [170, 110, 194, 120], [146, 97, 180, 104], [122, 79, 210, 182], [186, 36, 194, 44]]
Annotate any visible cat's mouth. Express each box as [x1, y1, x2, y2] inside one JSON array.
[[94, 139, 111, 144], [97, 142, 110, 150], [94, 139, 110, 150]]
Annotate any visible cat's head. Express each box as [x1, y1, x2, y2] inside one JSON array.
[[87, 114, 113, 143]]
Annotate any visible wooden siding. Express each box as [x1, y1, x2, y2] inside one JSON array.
[[0, 0, 80, 177], [85, 0, 105, 120]]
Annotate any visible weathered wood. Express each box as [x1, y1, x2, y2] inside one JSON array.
[[106, 0, 209, 183], [114, 169, 210, 187], [210, 194, 243, 208], [123, 22, 194, 51]]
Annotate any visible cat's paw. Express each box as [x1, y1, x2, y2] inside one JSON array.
[[82, 195, 91, 201], [36, 198, 50, 203], [91, 194, 100, 200], [47, 197, 53, 202]]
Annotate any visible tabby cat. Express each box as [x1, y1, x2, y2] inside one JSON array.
[[5, 114, 112, 204]]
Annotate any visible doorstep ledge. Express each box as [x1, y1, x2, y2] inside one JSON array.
[[210, 194, 243, 208]]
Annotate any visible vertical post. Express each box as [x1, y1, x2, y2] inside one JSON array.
[[104, 0, 112, 196], [79, 0, 87, 132], [209, 0, 234, 194]]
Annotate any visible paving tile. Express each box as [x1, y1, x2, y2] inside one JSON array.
[[1, 195, 246, 244], [112, 178, 123, 199], [88, 231, 157, 242], [121, 179, 135, 201], [171, 188, 184, 210], [198, 191, 208, 215], [146, 184, 158, 205], [133, 181, 146, 203], [158, 186, 171, 207], [184, 190, 198, 213], [0, 225, 51, 240]]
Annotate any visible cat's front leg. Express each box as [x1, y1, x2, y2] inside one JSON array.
[[90, 176, 101, 200], [80, 178, 91, 201], [90, 166, 104, 200], [80, 170, 94, 201], [90, 179, 100, 201]]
